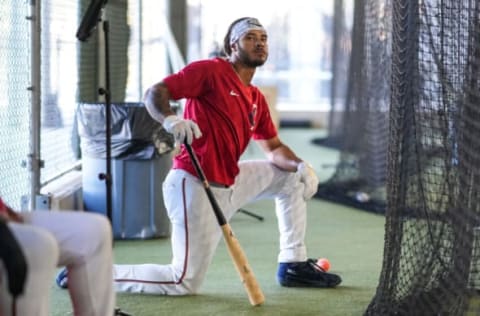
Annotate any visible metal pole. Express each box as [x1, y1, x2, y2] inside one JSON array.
[[138, 0, 143, 98], [98, 11, 113, 224], [28, 0, 43, 210]]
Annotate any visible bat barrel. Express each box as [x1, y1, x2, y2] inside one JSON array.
[[221, 225, 265, 306]]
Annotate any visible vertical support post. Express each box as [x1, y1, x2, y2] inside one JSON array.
[[28, 0, 43, 210]]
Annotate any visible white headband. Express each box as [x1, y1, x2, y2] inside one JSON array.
[[229, 18, 266, 44]]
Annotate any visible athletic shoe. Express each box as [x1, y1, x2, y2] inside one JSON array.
[[114, 307, 132, 316], [56, 267, 68, 289], [56, 270, 131, 315], [277, 258, 342, 288]]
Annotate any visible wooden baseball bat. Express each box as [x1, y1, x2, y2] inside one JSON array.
[[184, 143, 265, 306]]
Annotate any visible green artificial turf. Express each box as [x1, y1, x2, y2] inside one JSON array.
[[49, 128, 386, 315]]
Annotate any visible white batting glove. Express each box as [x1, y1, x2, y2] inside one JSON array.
[[297, 162, 319, 200], [163, 115, 202, 145]]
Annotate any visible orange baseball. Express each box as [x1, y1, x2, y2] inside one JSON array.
[[316, 258, 330, 272]]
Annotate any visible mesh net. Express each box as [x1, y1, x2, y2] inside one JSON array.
[[0, 0, 171, 208], [315, 0, 480, 314], [366, 0, 480, 314], [315, 0, 390, 214], [0, 1, 32, 208], [40, 1, 82, 184], [313, 0, 353, 149]]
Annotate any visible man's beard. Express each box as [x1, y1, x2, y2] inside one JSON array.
[[238, 49, 267, 67]]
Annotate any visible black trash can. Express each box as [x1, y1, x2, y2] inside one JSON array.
[[76, 102, 174, 239]]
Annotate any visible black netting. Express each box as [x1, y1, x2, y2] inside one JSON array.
[[315, 0, 390, 214], [316, 0, 480, 314], [313, 0, 353, 150]]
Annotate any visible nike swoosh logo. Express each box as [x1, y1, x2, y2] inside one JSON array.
[[230, 90, 239, 96]]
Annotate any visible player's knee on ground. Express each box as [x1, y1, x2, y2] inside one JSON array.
[[171, 265, 208, 295], [175, 278, 202, 295]]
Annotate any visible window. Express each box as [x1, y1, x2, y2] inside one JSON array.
[[187, 0, 340, 112]]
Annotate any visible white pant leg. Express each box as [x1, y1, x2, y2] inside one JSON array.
[[114, 159, 308, 295], [227, 160, 308, 263], [0, 223, 59, 316], [23, 211, 115, 316], [114, 169, 225, 295]]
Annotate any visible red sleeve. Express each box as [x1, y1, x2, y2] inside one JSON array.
[[252, 92, 278, 140], [162, 60, 213, 100], [0, 198, 7, 216]]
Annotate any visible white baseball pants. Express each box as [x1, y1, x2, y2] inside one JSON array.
[[0, 211, 115, 316], [114, 159, 307, 295]]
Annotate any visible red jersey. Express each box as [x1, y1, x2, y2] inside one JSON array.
[[0, 197, 7, 217], [163, 57, 277, 186]]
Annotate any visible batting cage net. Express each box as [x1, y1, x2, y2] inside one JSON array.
[[316, 0, 480, 314], [315, 0, 390, 214]]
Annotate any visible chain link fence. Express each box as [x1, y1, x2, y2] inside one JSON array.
[[0, 1, 32, 209], [0, 0, 172, 210]]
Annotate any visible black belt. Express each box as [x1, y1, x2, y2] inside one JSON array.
[[209, 182, 229, 188]]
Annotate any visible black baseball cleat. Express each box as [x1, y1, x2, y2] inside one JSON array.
[[114, 307, 132, 316], [56, 267, 68, 289], [277, 258, 342, 288]]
